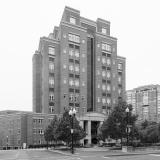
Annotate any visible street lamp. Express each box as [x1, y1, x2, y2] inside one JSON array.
[[6, 136, 8, 150], [69, 107, 76, 154], [125, 107, 129, 146]]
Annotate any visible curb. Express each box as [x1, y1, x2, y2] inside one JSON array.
[[105, 151, 160, 157], [49, 149, 79, 156]]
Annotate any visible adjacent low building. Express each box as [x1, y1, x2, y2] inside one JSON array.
[[0, 110, 106, 149]]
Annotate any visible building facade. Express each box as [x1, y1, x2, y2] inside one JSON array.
[[126, 84, 160, 122], [0, 110, 106, 149], [0, 6, 127, 149], [33, 6, 126, 116]]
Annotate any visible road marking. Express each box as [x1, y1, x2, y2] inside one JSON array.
[[150, 154, 160, 156], [14, 152, 19, 159]]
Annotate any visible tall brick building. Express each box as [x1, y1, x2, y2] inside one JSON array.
[[0, 6, 126, 149], [33, 6, 126, 116], [126, 84, 160, 122]]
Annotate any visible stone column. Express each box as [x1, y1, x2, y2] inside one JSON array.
[[80, 121, 84, 146], [88, 121, 91, 144], [99, 121, 103, 144]]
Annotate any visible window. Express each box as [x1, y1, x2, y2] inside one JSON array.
[[97, 70, 100, 75], [49, 62, 54, 70], [49, 106, 54, 113], [39, 129, 43, 134], [82, 96, 85, 101], [18, 128, 20, 134], [63, 34, 66, 38], [69, 79, 74, 86], [118, 76, 121, 82], [107, 72, 110, 78], [39, 119, 43, 124], [33, 119, 37, 123], [97, 56, 101, 61], [97, 97, 101, 102], [82, 52, 85, 58], [75, 74, 79, 78], [102, 98, 106, 104], [107, 85, 110, 91], [63, 78, 67, 84], [75, 45, 79, 50], [82, 39, 85, 43], [97, 43, 100, 47], [39, 139, 43, 144], [102, 43, 111, 51], [63, 49, 66, 53], [49, 78, 54, 86], [102, 84, 106, 91], [118, 63, 122, 70], [69, 94, 74, 101], [69, 50, 74, 57], [69, 65, 74, 71], [75, 50, 79, 58], [17, 139, 20, 145], [33, 139, 37, 144], [64, 93, 66, 98], [107, 59, 110, 65], [69, 34, 80, 43], [102, 71, 106, 77], [102, 66, 106, 70], [82, 67, 85, 72], [33, 128, 37, 134], [97, 84, 100, 88], [82, 108, 85, 113], [102, 28, 107, 34], [102, 57, 106, 64], [118, 89, 121, 95], [75, 60, 79, 64], [102, 109, 106, 114], [75, 80, 79, 87], [107, 98, 111, 105], [70, 17, 76, 24], [75, 89, 79, 93], [49, 47, 55, 55], [75, 66, 79, 72], [49, 93, 54, 101], [82, 81, 85, 86], [63, 64, 67, 69], [75, 95, 79, 101]]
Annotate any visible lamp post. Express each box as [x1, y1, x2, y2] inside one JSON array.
[[69, 107, 76, 154], [125, 107, 129, 146], [6, 136, 8, 150]]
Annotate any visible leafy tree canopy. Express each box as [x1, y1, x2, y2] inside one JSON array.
[[99, 99, 138, 141]]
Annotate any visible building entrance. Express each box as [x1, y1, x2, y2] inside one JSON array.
[[91, 121, 100, 144]]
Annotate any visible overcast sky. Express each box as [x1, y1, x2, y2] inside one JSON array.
[[0, 0, 160, 111]]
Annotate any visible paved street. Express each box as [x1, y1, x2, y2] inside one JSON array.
[[0, 148, 160, 160]]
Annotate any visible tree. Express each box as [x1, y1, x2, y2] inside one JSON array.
[[138, 120, 160, 144], [56, 110, 86, 146], [99, 99, 138, 143], [44, 115, 59, 143]]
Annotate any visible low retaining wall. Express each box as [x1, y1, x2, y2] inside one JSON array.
[[122, 146, 160, 152]]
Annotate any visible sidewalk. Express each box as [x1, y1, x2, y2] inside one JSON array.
[[49, 146, 160, 157], [105, 149, 160, 157]]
